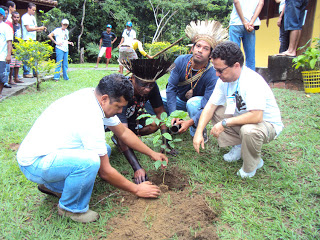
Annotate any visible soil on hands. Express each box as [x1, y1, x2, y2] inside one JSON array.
[[105, 166, 220, 240]]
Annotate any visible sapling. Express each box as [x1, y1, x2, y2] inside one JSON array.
[[137, 110, 187, 184]]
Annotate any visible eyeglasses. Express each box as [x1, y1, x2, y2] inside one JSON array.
[[214, 66, 229, 74]]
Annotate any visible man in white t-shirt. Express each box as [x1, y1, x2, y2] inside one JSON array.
[[0, 7, 13, 99], [21, 3, 46, 78], [229, 0, 264, 70], [117, 21, 137, 74], [193, 41, 283, 178], [17, 74, 167, 223], [48, 19, 74, 81]]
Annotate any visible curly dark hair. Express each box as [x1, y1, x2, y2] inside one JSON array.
[[96, 74, 133, 103], [211, 41, 244, 67]]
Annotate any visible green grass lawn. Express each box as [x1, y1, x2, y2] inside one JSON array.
[[0, 67, 319, 239]]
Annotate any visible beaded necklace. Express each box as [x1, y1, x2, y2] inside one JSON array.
[[184, 57, 207, 99]]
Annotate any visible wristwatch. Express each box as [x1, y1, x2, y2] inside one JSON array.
[[221, 119, 228, 128]]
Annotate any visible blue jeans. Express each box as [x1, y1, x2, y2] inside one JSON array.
[[18, 145, 111, 213], [0, 61, 6, 84], [229, 25, 256, 71], [54, 48, 69, 80], [144, 90, 203, 137]]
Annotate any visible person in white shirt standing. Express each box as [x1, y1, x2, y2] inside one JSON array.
[[229, 0, 264, 71], [0, 7, 13, 99], [193, 41, 283, 178], [21, 3, 46, 78], [48, 19, 74, 81], [117, 21, 137, 74]]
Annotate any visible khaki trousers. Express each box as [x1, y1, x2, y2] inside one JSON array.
[[212, 106, 277, 172]]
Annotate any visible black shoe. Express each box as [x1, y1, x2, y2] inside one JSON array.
[[4, 83, 12, 88], [38, 184, 62, 198]]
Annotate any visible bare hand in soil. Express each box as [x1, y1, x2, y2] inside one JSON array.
[[134, 169, 147, 184], [135, 181, 160, 198]]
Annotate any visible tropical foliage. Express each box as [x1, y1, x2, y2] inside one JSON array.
[[37, 0, 232, 63]]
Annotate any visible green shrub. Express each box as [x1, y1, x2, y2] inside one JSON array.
[[144, 42, 189, 62], [85, 42, 119, 63]]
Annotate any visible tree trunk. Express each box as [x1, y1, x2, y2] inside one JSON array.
[[78, 0, 87, 63]]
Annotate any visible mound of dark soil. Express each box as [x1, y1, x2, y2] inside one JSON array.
[[105, 166, 220, 239]]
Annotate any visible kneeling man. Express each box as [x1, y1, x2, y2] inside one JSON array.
[[17, 74, 167, 223], [193, 41, 283, 178]]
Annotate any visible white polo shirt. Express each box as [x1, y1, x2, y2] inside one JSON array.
[[17, 88, 121, 166]]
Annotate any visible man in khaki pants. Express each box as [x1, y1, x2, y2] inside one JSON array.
[[193, 41, 283, 178]]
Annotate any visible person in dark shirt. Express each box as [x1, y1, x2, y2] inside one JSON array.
[[108, 59, 176, 184], [9, 11, 23, 85], [95, 24, 117, 69]]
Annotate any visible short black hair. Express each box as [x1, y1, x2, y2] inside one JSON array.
[[7, 1, 15, 8], [211, 41, 244, 67], [96, 74, 133, 103], [12, 11, 19, 16], [28, 3, 36, 9], [0, 5, 8, 11]]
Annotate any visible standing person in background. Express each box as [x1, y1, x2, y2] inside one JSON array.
[[6, 1, 15, 23], [1, 5, 13, 89], [0, 7, 13, 99], [275, 0, 289, 53], [48, 19, 74, 82], [117, 21, 137, 74], [21, 3, 46, 78], [229, 0, 264, 71], [8, 11, 23, 85], [278, 0, 309, 57], [95, 24, 117, 69]]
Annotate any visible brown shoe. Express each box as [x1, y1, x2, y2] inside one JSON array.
[[14, 79, 24, 83], [23, 74, 33, 78], [58, 206, 99, 223], [38, 184, 62, 198]]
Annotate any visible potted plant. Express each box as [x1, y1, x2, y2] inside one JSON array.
[[292, 37, 320, 93]]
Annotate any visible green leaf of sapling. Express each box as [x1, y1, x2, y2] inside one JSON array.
[[153, 135, 161, 145], [162, 132, 172, 140], [154, 160, 162, 170], [160, 112, 168, 120], [137, 114, 151, 120], [146, 118, 155, 125]]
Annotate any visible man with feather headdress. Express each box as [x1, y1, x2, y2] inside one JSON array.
[[152, 20, 227, 142], [109, 58, 176, 184]]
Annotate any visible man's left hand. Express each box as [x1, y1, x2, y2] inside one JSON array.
[[210, 121, 225, 138]]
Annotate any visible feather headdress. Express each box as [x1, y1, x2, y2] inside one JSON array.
[[185, 19, 228, 49], [120, 59, 174, 83]]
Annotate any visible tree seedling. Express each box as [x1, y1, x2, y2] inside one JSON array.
[[137, 110, 187, 184]]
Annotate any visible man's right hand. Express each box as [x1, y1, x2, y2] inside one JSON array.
[[135, 181, 160, 198]]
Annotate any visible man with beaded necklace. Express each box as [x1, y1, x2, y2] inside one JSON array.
[[147, 20, 227, 142]]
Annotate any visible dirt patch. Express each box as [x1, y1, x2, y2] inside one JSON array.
[[9, 143, 20, 151], [105, 166, 219, 240]]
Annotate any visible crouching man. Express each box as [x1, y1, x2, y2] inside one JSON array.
[[193, 41, 283, 178], [17, 74, 167, 223]]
